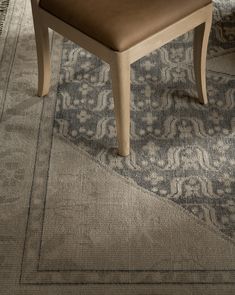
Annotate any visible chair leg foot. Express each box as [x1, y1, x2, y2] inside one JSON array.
[[110, 53, 131, 157], [193, 10, 212, 105]]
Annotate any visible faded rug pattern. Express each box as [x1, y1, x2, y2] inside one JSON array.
[[0, 0, 235, 293], [55, 0, 235, 239]]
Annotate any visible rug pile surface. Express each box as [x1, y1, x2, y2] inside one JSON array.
[[0, 0, 234, 294]]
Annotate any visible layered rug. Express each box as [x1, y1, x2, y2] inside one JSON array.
[[0, 0, 235, 294]]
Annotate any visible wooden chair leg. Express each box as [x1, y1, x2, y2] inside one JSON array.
[[32, 8, 51, 97], [193, 11, 212, 105], [110, 53, 131, 156]]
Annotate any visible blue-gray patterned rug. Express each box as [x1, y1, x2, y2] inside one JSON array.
[[55, 0, 235, 240]]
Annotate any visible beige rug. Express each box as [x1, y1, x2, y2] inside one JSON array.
[[0, 0, 235, 294]]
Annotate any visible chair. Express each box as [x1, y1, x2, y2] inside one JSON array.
[[31, 0, 213, 156]]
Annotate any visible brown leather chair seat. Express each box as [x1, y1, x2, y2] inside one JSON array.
[[39, 0, 211, 52]]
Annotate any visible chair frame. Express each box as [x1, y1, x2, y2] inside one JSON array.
[[31, 0, 213, 156]]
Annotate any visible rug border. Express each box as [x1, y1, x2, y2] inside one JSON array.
[[18, 0, 235, 285]]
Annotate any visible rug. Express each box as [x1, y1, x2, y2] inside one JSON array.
[[55, 0, 235, 239], [0, 0, 235, 294]]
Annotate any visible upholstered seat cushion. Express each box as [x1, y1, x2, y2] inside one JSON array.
[[39, 0, 211, 52]]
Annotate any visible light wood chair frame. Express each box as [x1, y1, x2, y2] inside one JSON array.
[[31, 0, 213, 156]]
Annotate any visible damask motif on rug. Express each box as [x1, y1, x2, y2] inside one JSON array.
[[55, 0, 235, 239]]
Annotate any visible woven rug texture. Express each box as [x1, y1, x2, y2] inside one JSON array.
[[0, 0, 235, 294]]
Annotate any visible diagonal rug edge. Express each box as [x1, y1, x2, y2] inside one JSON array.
[[54, 132, 235, 247]]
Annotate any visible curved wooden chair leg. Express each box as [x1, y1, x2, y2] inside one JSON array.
[[193, 10, 212, 105], [31, 3, 51, 97], [110, 53, 131, 157]]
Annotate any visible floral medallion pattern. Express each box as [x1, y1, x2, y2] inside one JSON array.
[[55, 1, 235, 239]]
